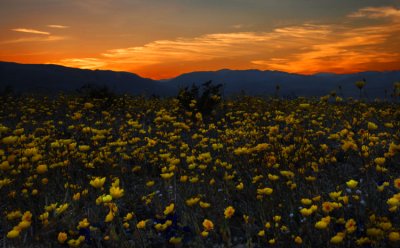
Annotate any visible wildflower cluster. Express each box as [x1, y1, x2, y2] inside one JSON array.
[[0, 95, 399, 247]]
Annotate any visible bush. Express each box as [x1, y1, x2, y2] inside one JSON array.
[[177, 80, 223, 117]]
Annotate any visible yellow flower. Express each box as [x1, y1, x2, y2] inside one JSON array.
[[55, 203, 69, 215], [374, 157, 386, 166], [366, 228, 383, 237], [299, 103, 310, 109], [345, 219, 357, 233], [2, 136, 18, 145], [330, 232, 345, 244], [90, 177, 106, 188], [257, 187, 273, 195], [294, 236, 302, 244], [199, 201, 211, 208], [136, 220, 148, 229], [58, 232, 68, 243], [160, 172, 174, 179], [17, 220, 31, 230], [258, 230, 265, 236], [84, 102, 94, 109], [163, 203, 174, 215], [273, 215, 281, 222], [388, 232, 400, 242], [7, 229, 20, 239], [78, 145, 90, 152], [224, 206, 235, 219], [394, 178, 400, 189], [154, 220, 172, 231], [77, 218, 90, 229], [301, 198, 312, 205], [6, 210, 22, 220], [186, 197, 200, 206], [367, 122, 378, 130], [36, 164, 48, 174], [109, 186, 124, 199], [67, 236, 85, 247], [202, 219, 214, 231], [200, 231, 209, 237], [123, 212, 134, 221], [236, 182, 244, 190], [146, 180, 155, 187], [101, 195, 113, 203], [346, 179, 358, 189], [105, 210, 114, 222], [169, 236, 182, 244], [315, 217, 330, 229]]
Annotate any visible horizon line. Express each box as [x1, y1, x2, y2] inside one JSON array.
[[1, 60, 399, 81]]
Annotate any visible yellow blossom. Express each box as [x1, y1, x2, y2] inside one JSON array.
[[202, 219, 214, 231], [388, 232, 400, 242], [7, 229, 20, 239], [257, 187, 273, 195], [58, 232, 68, 243], [136, 220, 148, 229], [346, 179, 358, 189], [294, 236, 302, 244], [224, 206, 235, 219], [199, 201, 211, 208], [330, 232, 345, 244], [163, 203, 174, 215], [109, 186, 124, 199], [90, 177, 106, 188]]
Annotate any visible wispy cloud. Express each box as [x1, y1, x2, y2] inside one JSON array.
[[47, 24, 69, 29], [1, 36, 66, 44], [56, 58, 106, 69], [348, 6, 400, 20], [54, 5, 400, 78], [11, 28, 50, 35]]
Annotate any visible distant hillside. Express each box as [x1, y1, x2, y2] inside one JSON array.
[[1, 61, 399, 98], [0, 61, 173, 95], [167, 69, 400, 98]]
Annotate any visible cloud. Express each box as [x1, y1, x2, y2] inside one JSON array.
[[232, 24, 243, 29], [11, 28, 50, 35], [54, 6, 400, 78], [348, 6, 400, 20], [47, 24, 69, 29], [1, 36, 66, 44], [251, 23, 400, 74], [100, 32, 275, 65], [56, 58, 106, 69]]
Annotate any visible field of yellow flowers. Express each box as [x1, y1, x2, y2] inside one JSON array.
[[1, 95, 399, 247]]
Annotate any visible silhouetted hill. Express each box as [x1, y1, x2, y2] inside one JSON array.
[[0, 61, 173, 95], [168, 69, 400, 98], [1, 62, 399, 98]]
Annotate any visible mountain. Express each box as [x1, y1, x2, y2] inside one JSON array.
[[167, 69, 400, 98], [0, 61, 173, 95], [1, 61, 399, 98]]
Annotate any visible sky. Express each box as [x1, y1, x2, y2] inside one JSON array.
[[0, 0, 399, 79]]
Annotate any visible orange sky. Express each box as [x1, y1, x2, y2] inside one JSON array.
[[0, 1, 399, 79]]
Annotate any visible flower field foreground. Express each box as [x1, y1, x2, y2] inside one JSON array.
[[0, 95, 400, 247]]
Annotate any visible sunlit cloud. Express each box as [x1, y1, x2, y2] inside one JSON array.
[[11, 28, 50, 35], [56, 58, 106, 69], [348, 6, 400, 20], [1, 36, 66, 44], [47, 24, 69, 29], [53, 5, 400, 79], [101, 32, 274, 64]]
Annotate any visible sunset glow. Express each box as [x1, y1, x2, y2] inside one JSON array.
[[1, 1, 399, 79]]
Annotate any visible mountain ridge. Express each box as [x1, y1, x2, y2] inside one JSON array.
[[1, 61, 399, 98]]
